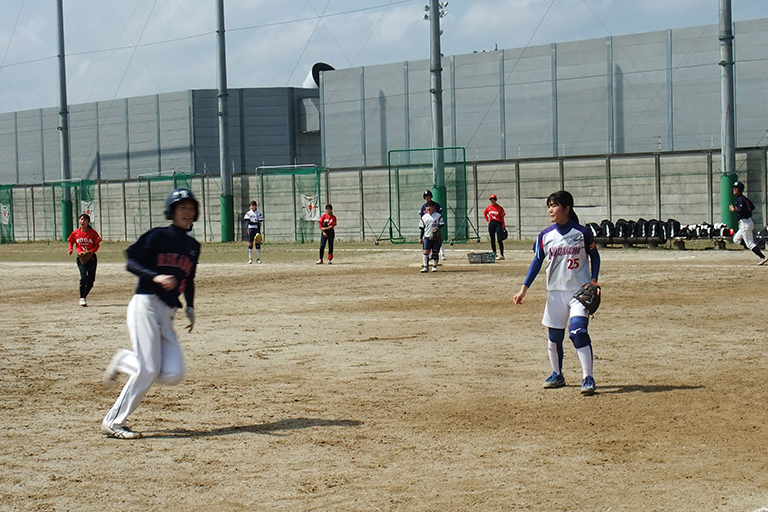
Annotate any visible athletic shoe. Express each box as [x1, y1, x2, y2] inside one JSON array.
[[79, 298, 87, 307], [316, 259, 323, 265], [432, 265, 438, 272], [248, 259, 253, 264], [103, 349, 130, 387], [420, 266, 429, 273], [101, 423, 142, 439], [581, 375, 596, 395], [543, 372, 565, 389], [328, 260, 332, 265], [497, 255, 505, 260], [256, 259, 262, 264], [758, 257, 768, 266]]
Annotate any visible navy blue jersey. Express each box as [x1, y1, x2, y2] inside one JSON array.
[[419, 201, 442, 217], [126, 225, 201, 309], [734, 195, 755, 220]]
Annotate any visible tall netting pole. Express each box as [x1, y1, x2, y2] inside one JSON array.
[[719, 0, 738, 229], [217, 0, 234, 241], [56, 0, 73, 240], [429, 0, 447, 239]]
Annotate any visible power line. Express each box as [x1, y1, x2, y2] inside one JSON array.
[[0, 0, 415, 71], [285, 0, 332, 86], [0, 0, 26, 110]]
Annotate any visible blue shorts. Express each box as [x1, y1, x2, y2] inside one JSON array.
[[423, 236, 441, 251]]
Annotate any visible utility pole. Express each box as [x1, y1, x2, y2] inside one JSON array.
[[217, 0, 234, 241], [719, 0, 737, 228], [56, 0, 73, 240], [426, 1, 447, 236]]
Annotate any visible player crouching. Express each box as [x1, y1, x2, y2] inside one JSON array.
[[419, 202, 444, 273]]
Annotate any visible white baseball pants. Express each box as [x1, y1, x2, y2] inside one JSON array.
[[733, 217, 757, 250], [103, 294, 184, 429]]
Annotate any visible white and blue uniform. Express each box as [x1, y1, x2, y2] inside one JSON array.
[[244, 208, 264, 263], [732, 195, 757, 250], [523, 220, 600, 387], [419, 211, 444, 270]]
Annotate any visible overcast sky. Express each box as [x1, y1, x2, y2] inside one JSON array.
[[0, 0, 766, 114]]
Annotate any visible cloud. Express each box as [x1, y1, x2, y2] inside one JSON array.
[[0, 0, 766, 114]]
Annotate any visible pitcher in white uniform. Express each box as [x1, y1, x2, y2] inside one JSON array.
[[513, 191, 601, 396]]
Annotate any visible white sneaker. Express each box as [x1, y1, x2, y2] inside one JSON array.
[[420, 266, 429, 273], [101, 423, 142, 439], [103, 349, 130, 387], [248, 259, 253, 264], [432, 266, 438, 272], [79, 298, 87, 306], [256, 259, 262, 264], [758, 258, 768, 266], [316, 259, 323, 265]]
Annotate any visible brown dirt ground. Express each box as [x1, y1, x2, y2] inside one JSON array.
[[2, 242, 768, 511]]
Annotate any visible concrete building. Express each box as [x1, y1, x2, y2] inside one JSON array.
[[0, 87, 321, 185], [321, 18, 768, 169]]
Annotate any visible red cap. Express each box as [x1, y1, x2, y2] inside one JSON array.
[[489, 194, 497, 200]]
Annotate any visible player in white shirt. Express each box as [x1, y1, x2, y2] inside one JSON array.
[[513, 191, 601, 395], [419, 202, 445, 273], [243, 201, 264, 264]]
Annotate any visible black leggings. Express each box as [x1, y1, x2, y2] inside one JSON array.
[[77, 255, 97, 298], [488, 220, 504, 256], [319, 230, 335, 259]]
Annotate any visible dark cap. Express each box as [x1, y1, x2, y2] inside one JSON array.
[[423, 189, 433, 198], [733, 181, 745, 192]]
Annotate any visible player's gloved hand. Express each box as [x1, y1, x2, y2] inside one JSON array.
[[185, 307, 195, 332]]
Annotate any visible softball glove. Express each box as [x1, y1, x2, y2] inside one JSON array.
[[78, 251, 94, 264], [573, 282, 601, 315]]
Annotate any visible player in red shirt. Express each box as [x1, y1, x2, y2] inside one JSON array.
[[317, 204, 337, 264], [67, 213, 102, 306], [483, 194, 506, 260]]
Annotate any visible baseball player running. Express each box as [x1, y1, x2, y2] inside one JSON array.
[[243, 200, 264, 264], [730, 181, 768, 265], [101, 188, 201, 439], [513, 190, 601, 395], [419, 201, 445, 273], [67, 213, 101, 306]]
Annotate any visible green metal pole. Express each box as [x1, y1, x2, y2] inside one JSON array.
[[61, 199, 73, 241], [721, 174, 738, 230], [432, 184, 447, 240], [221, 194, 234, 242]]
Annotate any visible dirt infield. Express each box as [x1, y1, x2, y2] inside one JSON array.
[[2, 242, 768, 511]]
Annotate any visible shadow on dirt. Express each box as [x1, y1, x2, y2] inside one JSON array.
[[597, 384, 704, 394], [145, 418, 363, 438]]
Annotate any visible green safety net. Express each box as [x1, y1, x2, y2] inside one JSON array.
[[255, 166, 322, 243], [0, 185, 13, 244], [383, 147, 478, 244]]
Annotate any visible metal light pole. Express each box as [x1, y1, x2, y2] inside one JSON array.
[[217, 0, 234, 241], [426, 1, 447, 236], [56, 0, 73, 239], [719, 0, 737, 228]]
